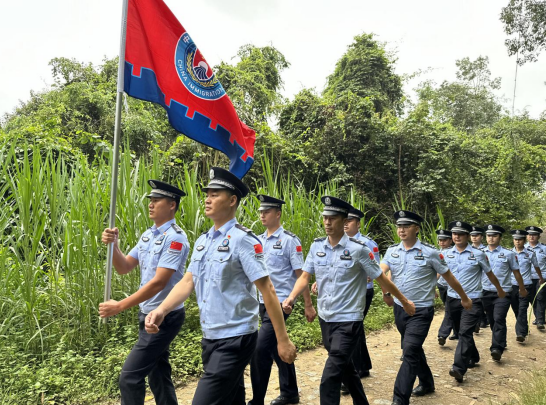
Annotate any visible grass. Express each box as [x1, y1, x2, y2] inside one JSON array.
[[510, 369, 546, 405]]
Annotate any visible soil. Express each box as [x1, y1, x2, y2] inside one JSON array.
[[142, 309, 546, 405]]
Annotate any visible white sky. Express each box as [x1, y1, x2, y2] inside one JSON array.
[[1, 0, 545, 119]]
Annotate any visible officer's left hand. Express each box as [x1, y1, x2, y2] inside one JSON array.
[[278, 339, 297, 364], [540, 278, 545, 285], [401, 299, 415, 316], [461, 297, 473, 310], [304, 305, 317, 323], [311, 282, 318, 295], [99, 300, 122, 318], [519, 287, 528, 298], [282, 297, 295, 314]]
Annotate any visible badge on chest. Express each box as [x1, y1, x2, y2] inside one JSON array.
[[217, 238, 230, 252], [155, 235, 165, 245], [142, 236, 150, 242], [340, 249, 352, 260], [273, 240, 282, 250], [196, 245, 205, 251], [316, 252, 326, 257], [414, 250, 424, 260], [498, 253, 505, 258]]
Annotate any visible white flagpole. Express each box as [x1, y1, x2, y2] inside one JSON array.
[[103, 0, 129, 323]]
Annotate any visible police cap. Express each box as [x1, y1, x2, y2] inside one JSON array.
[[448, 221, 473, 234], [348, 206, 364, 220], [525, 226, 543, 235], [470, 226, 485, 236], [394, 210, 423, 225], [321, 196, 352, 217], [257, 194, 285, 211], [147, 180, 186, 200], [436, 229, 452, 239], [510, 229, 528, 239], [202, 167, 249, 198], [485, 224, 505, 235]]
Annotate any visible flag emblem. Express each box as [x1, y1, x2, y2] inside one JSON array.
[[254, 244, 263, 254]]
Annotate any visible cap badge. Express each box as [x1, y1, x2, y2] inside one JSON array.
[[440, 230, 444, 235], [259, 195, 264, 202], [488, 225, 493, 230], [149, 180, 156, 188], [399, 211, 405, 217], [325, 197, 331, 205], [209, 169, 215, 179], [531, 226, 535, 230], [516, 230, 520, 234], [456, 221, 462, 227]]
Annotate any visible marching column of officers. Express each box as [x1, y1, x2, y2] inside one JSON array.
[[98, 169, 546, 405]]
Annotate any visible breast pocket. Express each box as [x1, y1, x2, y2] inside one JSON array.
[[211, 253, 233, 280], [267, 250, 285, 270], [337, 260, 356, 282], [190, 251, 206, 278], [314, 258, 329, 280]]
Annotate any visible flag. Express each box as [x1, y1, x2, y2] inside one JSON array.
[[124, 0, 255, 178]]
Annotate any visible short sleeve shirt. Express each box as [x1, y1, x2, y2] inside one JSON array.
[[437, 248, 450, 287], [303, 234, 381, 322], [128, 219, 190, 313], [525, 242, 546, 280], [187, 218, 269, 339], [445, 244, 491, 299], [482, 246, 519, 293], [511, 247, 538, 286], [354, 231, 380, 289], [381, 239, 448, 308], [258, 226, 304, 303]]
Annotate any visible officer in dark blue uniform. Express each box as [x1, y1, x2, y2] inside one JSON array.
[[443, 221, 504, 383], [381, 210, 471, 405], [510, 229, 542, 342], [436, 229, 456, 345], [100, 180, 189, 405], [481, 224, 527, 362], [145, 168, 297, 405], [283, 197, 415, 405], [249, 194, 315, 405], [525, 226, 546, 329]]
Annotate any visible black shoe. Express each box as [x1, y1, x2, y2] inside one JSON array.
[[411, 385, 435, 396], [449, 368, 464, 382], [480, 321, 488, 328], [392, 400, 403, 405], [438, 336, 446, 346], [516, 335, 526, 343], [491, 349, 502, 362], [359, 370, 370, 378], [538, 323, 545, 330], [449, 334, 459, 340], [400, 355, 404, 361], [533, 319, 538, 325], [270, 395, 300, 405], [468, 359, 478, 368], [340, 383, 350, 395], [474, 324, 480, 333]]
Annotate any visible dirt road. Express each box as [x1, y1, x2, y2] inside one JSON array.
[[145, 309, 545, 405]]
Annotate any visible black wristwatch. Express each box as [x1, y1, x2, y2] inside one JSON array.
[[383, 292, 391, 297]]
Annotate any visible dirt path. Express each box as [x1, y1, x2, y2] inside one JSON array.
[[145, 309, 546, 405]]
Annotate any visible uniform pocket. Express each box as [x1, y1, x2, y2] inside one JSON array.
[[211, 253, 233, 280]]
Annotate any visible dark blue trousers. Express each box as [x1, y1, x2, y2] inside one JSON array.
[[351, 288, 374, 375]]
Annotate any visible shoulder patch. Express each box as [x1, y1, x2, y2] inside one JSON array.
[[171, 223, 183, 233], [314, 237, 326, 242], [349, 237, 366, 246]]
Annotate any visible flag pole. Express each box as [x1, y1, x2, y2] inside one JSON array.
[[103, 0, 129, 323]]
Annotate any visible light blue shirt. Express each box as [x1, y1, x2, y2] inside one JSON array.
[[437, 248, 450, 287], [482, 245, 519, 293], [525, 242, 546, 280], [381, 239, 448, 308], [303, 234, 381, 322], [354, 231, 380, 289], [258, 226, 304, 303], [511, 247, 538, 286], [187, 218, 269, 340], [445, 244, 491, 299], [128, 219, 189, 313]]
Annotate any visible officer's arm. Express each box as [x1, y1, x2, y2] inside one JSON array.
[[532, 254, 544, 283], [101, 227, 139, 275], [284, 271, 313, 311], [294, 269, 314, 307], [512, 270, 527, 292], [485, 271, 505, 297], [442, 270, 471, 308], [375, 273, 414, 315], [380, 262, 391, 279]]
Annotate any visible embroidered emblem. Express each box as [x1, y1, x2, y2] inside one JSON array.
[[399, 211, 405, 217], [222, 238, 229, 247]]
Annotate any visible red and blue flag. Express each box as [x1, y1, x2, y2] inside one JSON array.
[[124, 0, 255, 178]]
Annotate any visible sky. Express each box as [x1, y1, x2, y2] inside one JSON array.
[[1, 0, 545, 119]]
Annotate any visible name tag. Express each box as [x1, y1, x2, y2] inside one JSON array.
[[447, 254, 455, 258], [340, 255, 352, 260], [498, 253, 505, 258], [414, 256, 424, 260], [217, 246, 229, 252], [468, 257, 476, 261], [155, 235, 165, 245], [273, 245, 282, 249], [316, 252, 326, 257]]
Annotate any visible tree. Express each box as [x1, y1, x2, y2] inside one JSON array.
[[501, 0, 546, 64]]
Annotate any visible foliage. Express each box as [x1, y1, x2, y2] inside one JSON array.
[[509, 369, 546, 405], [501, 0, 546, 64]]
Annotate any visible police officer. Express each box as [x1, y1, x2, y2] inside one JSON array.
[[510, 229, 543, 342], [100, 180, 189, 405], [282, 197, 415, 405], [380, 210, 471, 405], [444, 221, 504, 383], [145, 168, 297, 405], [342, 206, 379, 384], [470, 226, 488, 331], [481, 224, 527, 362], [249, 194, 316, 405], [436, 229, 456, 345], [525, 226, 546, 329]]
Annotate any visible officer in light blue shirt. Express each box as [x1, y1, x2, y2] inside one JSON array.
[[380, 210, 471, 405], [283, 196, 414, 405], [525, 226, 546, 329], [510, 229, 542, 342], [249, 194, 315, 405], [481, 224, 527, 362], [443, 221, 504, 383], [145, 168, 297, 405], [100, 180, 189, 405], [470, 225, 488, 330], [436, 229, 456, 345]]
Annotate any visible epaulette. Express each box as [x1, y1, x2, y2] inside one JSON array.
[[389, 243, 398, 248], [421, 241, 439, 250], [283, 229, 297, 238], [314, 237, 326, 242], [171, 223, 183, 233], [349, 237, 366, 246], [201, 230, 208, 235], [235, 224, 253, 233]]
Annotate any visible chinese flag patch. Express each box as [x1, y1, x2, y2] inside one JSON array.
[[439, 253, 445, 260], [373, 247, 379, 253], [369, 252, 375, 260], [254, 244, 263, 254], [296, 245, 303, 252], [169, 241, 183, 251]]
